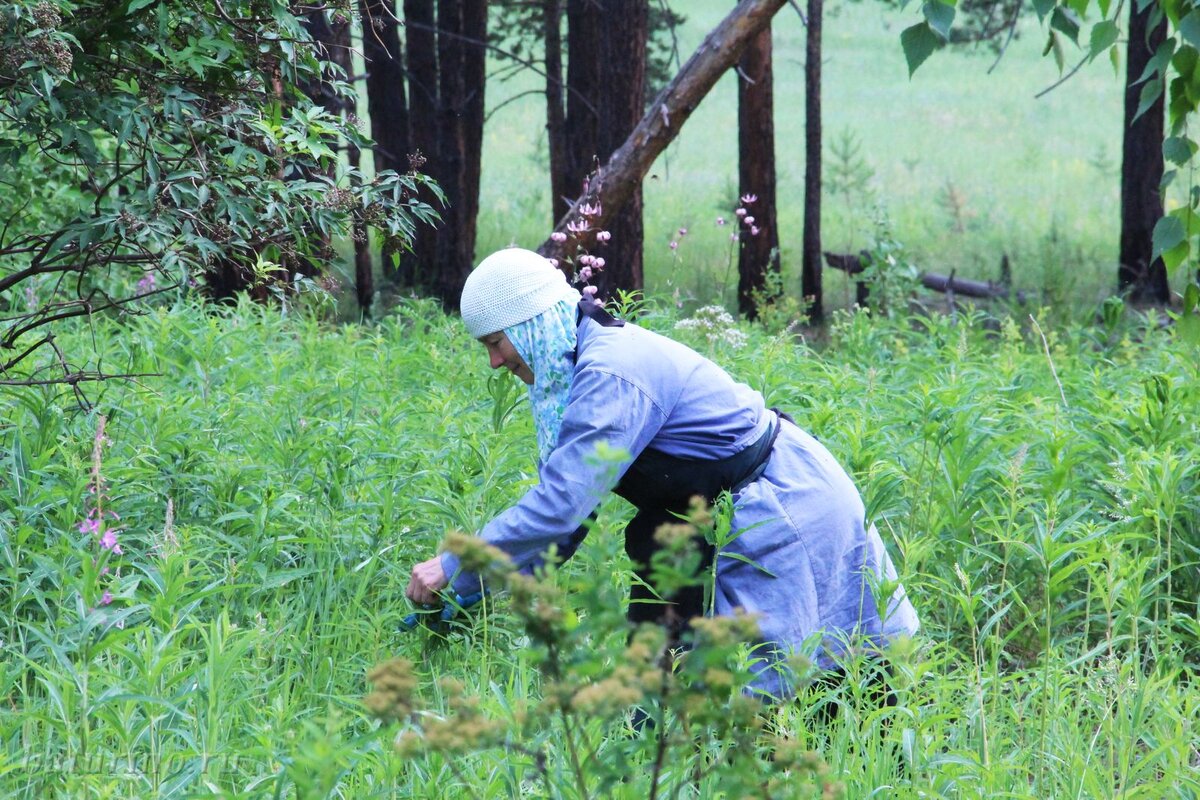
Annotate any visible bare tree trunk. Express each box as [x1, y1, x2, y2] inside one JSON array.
[[544, 0, 570, 222], [538, 0, 788, 260], [360, 0, 408, 302], [564, 0, 602, 210], [404, 0, 438, 290], [433, 0, 487, 309], [736, 16, 780, 319], [1118, 1, 1169, 304], [593, 0, 648, 298], [801, 0, 823, 320]]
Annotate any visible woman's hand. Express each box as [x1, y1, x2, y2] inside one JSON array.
[[406, 556, 448, 605]]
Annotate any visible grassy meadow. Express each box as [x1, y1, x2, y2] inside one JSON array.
[[1, 293, 1197, 797], [465, 1, 1143, 310]]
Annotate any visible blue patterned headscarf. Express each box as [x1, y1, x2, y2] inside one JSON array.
[[505, 296, 580, 463]]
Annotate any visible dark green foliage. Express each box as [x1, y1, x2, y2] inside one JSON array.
[[0, 0, 439, 387]]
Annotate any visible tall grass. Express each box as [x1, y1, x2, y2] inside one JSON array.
[[1, 293, 1197, 797]]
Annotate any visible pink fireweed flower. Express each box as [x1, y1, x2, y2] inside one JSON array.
[[79, 517, 101, 536], [678, 227, 688, 237], [593, 257, 605, 269], [744, 216, 755, 225], [596, 230, 611, 243], [579, 266, 593, 282], [550, 231, 568, 243], [669, 240, 678, 251], [136, 271, 157, 294], [101, 590, 113, 606], [578, 202, 601, 218], [735, 208, 747, 218], [579, 254, 594, 266], [716, 216, 726, 226], [566, 219, 591, 235], [750, 226, 761, 236], [740, 193, 757, 204], [100, 529, 119, 551]]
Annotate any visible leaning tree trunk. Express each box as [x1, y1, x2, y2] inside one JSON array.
[[433, 0, 487, 309], [404, 0, 439, 290], [360, 0, 409, 300], [801, 0, 823, 320], [592, 0, 648, 298], [1118, 1, 1169, 304], [736, 15, 780, 319], [538, 0, 788, 260]]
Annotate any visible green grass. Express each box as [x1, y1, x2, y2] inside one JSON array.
[[466, 0, 1159, 310], [1, 295, 1197, 797]]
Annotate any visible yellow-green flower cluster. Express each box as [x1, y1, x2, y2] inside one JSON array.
[[395, 677, 506, 757], [363, 658, 417, 722], [442, 530, 514, 583], [688, 608, 762, 648]]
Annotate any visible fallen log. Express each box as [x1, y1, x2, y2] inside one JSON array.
[[538, 0, 789, 261], [824, 251, 1027, 303]]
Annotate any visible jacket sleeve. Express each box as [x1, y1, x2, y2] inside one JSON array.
[[440, 367, 666, 596]]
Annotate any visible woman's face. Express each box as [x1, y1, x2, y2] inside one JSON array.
[[480, 331, 534, 385]]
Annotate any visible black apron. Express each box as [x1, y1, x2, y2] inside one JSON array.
[[575, 300, 781, 632]]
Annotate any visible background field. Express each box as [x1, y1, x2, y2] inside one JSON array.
[[461, 1, 1136, 311]]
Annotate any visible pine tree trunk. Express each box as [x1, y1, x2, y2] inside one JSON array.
[[544, 0, 570, 223], [404, 0, 438, 290], [801, 0, 823, 320], [433, 0, 487, 309], [360, 0, 408, 301], [593, 0, 648, 298], [736, 18, 780, 319], [564, 0, 602, 208], [1119, 2, 1169, 304]]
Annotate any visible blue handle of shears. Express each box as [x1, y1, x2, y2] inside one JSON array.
[[399, 591, 485, 631]]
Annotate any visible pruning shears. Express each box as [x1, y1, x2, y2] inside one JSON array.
[[399, 591, 486, 631]]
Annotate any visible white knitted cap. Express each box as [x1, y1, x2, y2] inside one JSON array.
[[460, 248, 577, 337]]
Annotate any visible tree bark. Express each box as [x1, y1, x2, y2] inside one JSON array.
[[801, 0, 823, 320], [360, 0, 409, 176], [593, 0, 648, 298], [538, 0, 788, 261], [544, 0, 570, 223], [563, 0, 602, 213], [1118, 1, 1169, 304], [404, 0, 438, 290], [433, 0, 487, 309], [736, 16, 780, 319]]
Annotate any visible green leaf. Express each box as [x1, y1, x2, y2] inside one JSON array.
[[1170, 205, 1200, 237], [1163, 135, 1196, 165], [922, 1, 956, 39], [1181, 10, 1200, 50], [1051, 7, 1081, 45], [1136, 40, 1175, 86], [1052, 32, 1066, 72], [1152, 214, 1186, 260], [127, 0, 157, 11], [1033, 0, 1056, 21], [1089, 20, 1120, 60], [901, 22, 944, 77], [1162, 239, 1190, 271], [1179, 283, 1200, 345], [1135, 78, 1165, 122]]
